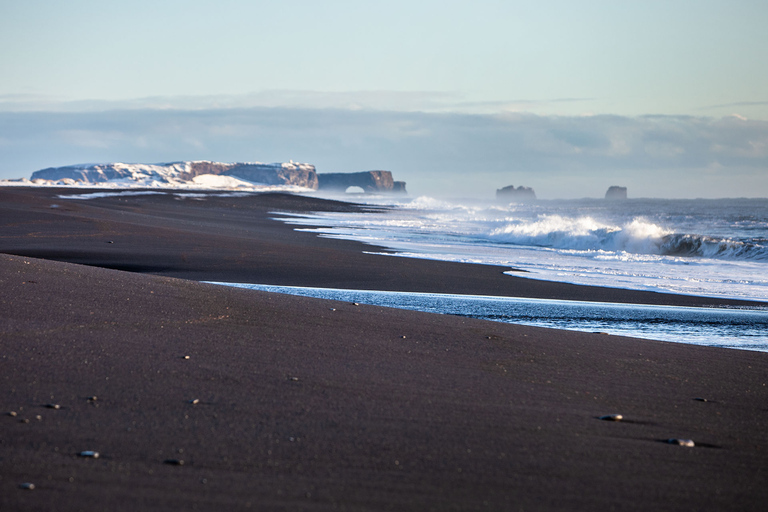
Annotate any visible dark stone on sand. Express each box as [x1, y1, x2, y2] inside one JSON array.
[[667, 438, 695, 447]]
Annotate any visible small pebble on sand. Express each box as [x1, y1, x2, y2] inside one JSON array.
[[164, 459, 184, 466], [667, 438, 695, 447], [19, 483, 35, 490], [87, 396, 98, 402], [599, 414, 623, 421], [8, 411, 17, 417], [188, 399, 200, 405], [182, 355, 190, 359], [45, 403, 60, 409], [694, 397, 709, 402], [79, 451, 100, 458]]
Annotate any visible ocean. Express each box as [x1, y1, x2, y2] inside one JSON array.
[[282, 196, 768, 302], [51, 188, 768, 351], [254, 195, 768, 352]]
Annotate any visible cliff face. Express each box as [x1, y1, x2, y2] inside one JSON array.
[[30, 162, 405, 193], [31, 161, 319, 188], [317, 170, 405, 194], [223, 163, 318, 188], [605, 186, 628, 200], [496, 185, 536, 202]]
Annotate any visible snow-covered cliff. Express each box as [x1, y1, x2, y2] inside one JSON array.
[[29, 161, 318, 189]]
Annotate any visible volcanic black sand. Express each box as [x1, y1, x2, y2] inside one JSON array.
[[1, 187, 767, 511]]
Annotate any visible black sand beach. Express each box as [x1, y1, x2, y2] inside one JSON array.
[[2, 187, 767, 511]]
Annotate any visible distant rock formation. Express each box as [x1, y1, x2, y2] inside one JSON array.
[[31, 161, 319, 188], [496, 185, 536, 202], [222, 162, 318, 188], [179, 161, 317, 188], [29, 162, 406, 193], [317, 171, 406, 194], [392, 181, 407, 194], [605, 186, 628, 200]]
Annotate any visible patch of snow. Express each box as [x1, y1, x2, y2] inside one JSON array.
[[191, 174, 255, 188]]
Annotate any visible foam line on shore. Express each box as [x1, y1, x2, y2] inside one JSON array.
[[210, 282, 768, 352]]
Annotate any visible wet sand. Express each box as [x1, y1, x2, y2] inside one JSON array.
[[1, 187, 767, 511]]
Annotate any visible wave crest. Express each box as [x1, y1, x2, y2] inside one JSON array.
[[489, 215, 767, 261], [660, 234, 768, 261]]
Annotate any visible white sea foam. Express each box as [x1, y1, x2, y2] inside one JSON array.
[[280, 196, 768, 301], [487, 215, 671, 254]]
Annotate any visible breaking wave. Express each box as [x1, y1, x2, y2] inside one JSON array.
[[488, 215, 768, 261], [660, 234, 768, 261]]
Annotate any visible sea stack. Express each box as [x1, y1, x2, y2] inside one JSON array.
[[605, 186, 628, 200], [496, 185, 536, 202]]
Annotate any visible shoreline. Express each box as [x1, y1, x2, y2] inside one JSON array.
[[210, 282, 768, 352], [0, 186, 763, 308], [2, 186, 768, 510]]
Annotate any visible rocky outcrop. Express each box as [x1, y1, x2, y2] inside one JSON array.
[[223, 162, 318, 188], [496, 185, 536, 202], [392, 181, 407, 194], [317, 171, 406, 194], [605, 186, 628, 200]]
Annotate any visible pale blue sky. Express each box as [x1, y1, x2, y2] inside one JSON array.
[[1, 0, 767, 197], [3, 0, 767, 117]]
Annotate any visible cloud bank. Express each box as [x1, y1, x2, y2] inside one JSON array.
[[1, 107, 766, 198]]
